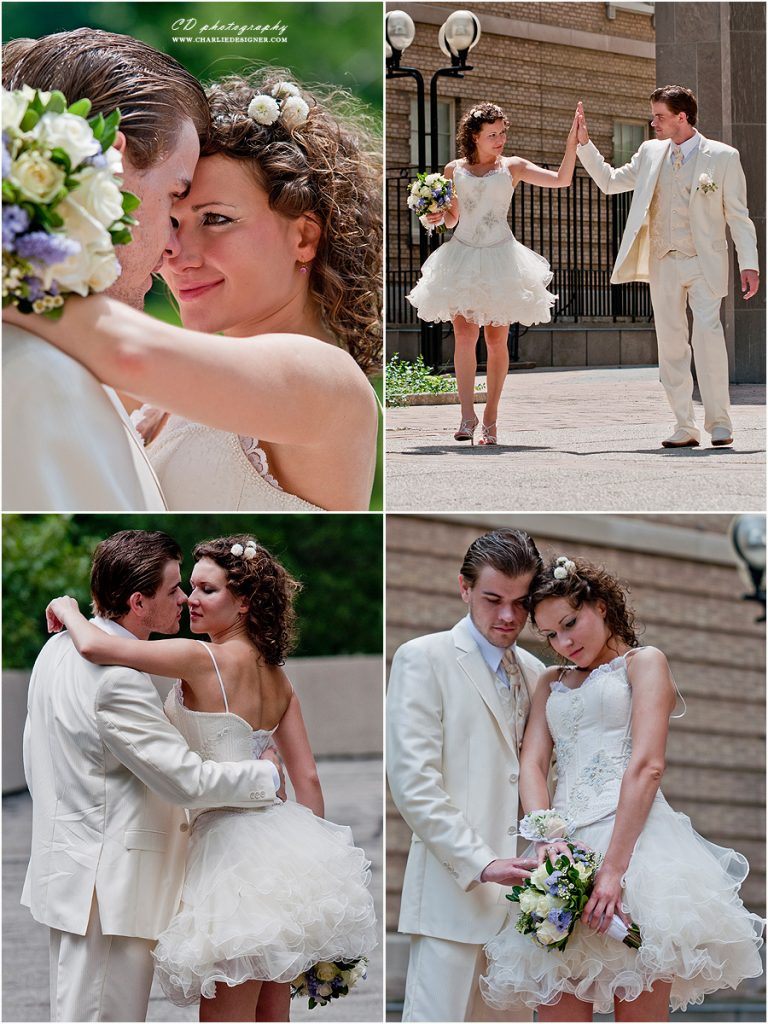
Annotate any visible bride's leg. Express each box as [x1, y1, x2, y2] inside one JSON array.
[[199, 979, 262, 1022], [452, 315, 480, 422], [482, 324, 510, 428], [255, 981, 290, 1021], [614, 979, 672, 1022], [537, 994, 593, 1021]]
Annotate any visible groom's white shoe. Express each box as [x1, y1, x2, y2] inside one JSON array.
[[661, 429, 700, 449], [710, 426, 734, 447]]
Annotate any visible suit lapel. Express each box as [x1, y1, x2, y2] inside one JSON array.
[[643, 140, 669, 203], [451, 620, 517, 753], [688, 133, 711, 212]]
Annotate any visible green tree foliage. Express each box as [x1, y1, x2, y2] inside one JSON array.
[[2, 514, 382, 668]]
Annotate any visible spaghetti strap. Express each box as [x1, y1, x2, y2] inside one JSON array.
[[195, 639, 229, 713]]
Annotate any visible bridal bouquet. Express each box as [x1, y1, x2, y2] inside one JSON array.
[[291, 957, 368, 1009], [406, 171, 453, 234], [508, 811, 641, 951], [2, 86, 139, 318]]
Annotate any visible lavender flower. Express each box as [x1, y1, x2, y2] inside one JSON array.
[[2, 205, 30, 250], [548, 908, 573, 933], [22, 275, 45, 301], [84, 152, 108, 169], [15, 231, 80, 266]]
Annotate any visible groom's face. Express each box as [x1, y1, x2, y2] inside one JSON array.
[[459, 566, 536, 649], [141, 559, 187, 636], [109, 118, 200, 309]]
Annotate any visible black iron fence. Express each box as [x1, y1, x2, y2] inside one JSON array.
[[386, 164, 653, 329]]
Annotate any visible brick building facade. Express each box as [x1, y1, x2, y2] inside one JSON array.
[[385, 512, 765, 1008]]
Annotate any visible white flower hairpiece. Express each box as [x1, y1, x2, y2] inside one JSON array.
[[247, 83, 308, 129], [230, 540, 258, 559], [553, 556, 576, 580]]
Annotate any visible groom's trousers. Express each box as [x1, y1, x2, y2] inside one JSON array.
[[49, 895, 155, 1022], [649, 251, 732, 438], [402, 934, 531, 1022]]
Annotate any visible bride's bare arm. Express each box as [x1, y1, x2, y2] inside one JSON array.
[[47, 596, 208, 679], [509, 107, 579, 190], [4, 296, 376, 448], [519, 670, 557, 812], [273, 690, 324, 817]]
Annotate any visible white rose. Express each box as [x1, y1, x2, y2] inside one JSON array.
[[2, 88, 28, 133], [424, 172, 441, 185], [45, 240, 118, 296], [247, 94, 280, 125], [535, 919, 564, 945], [574, 861, 592, 881], [57, 195, 114, 248], [314, 962, 337, 982], [518, 889, 541, 914], [281, 95, 310, 129], [529, 863, 551, 889], [9, 150, 65, 203], [271, 81, 300, 99], [19, 85, 51, 104], [85, 246, 121, 292], [104, 146, 124, 176], [317, 983, 333, 998], [36, 112, 100, 167], [419, 185, 432, 198], [73, 167, 124, 227]]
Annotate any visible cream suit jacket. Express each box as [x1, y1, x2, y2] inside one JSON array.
[[2, 324, 166, 511], [578, 135, 759, 298], [21, 625, 277, 940], [387, 619, 546, 945]]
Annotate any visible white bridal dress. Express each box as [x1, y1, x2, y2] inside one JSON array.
[[152, 642, 377, 1005], [482, 651, 764, 1014], [406, 160, 556, 327]]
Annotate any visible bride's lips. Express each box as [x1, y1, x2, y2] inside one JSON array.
[[177, 279, 224, 301], [569, 647, 585, 662]]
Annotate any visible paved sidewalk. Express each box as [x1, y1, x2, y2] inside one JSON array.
[[386, 366, 765, 511], [2, 759, 383, 1023]]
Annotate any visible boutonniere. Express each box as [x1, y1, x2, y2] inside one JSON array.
[[697, 173, 718, 195]]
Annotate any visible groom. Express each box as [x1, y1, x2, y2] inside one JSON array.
[[387, 529, 544, 1022], [2, 29, 209, 510], [577, 86, 759, 449], [23, 530, 281, 1022]]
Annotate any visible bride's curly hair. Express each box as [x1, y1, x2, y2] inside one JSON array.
[[457, 102, 509, 164], [529, 557, 641, 651], [203, 69, 382, 374], [193, 536, 302, 666]]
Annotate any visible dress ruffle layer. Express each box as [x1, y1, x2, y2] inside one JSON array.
[[407, 235, 556, 328], [153, 801, 377, 1006], [482, 800, 764, 1014]]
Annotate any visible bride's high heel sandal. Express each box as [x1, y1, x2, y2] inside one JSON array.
[[477, 422, 498, 446], [454, 416, 479, 445]]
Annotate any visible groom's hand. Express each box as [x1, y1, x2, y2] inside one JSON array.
[[261, 745, 286, 800], [741, 269, 759, 300], [480, 857, 537, 885], [576, 101, 589, 146]]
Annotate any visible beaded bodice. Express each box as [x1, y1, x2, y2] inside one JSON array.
[[164, 682, 277, 762], [546, 654, 659, 828], [144, 415, 322, 512], [452, 162, 515, 249]]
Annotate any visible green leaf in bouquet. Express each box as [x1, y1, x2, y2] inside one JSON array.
[[110, 227, 133, 246], [100, 125, 118, 153], [308, 998, 317, 1009], [43, 305, 65, 321], [49, 148, 72, 174], [89, 113, 106, 140], [29, 92, 46, 115], [2, 180, 18, 203], [545, 858, 554, 874], [19, 109, 40, 132], [121, 191, 141, 214], [67, 98, 92, 119], [44, 92, 67, 114]]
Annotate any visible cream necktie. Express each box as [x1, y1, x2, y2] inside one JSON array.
[[501, 647, 529, 750], [672, 144, 683, 172]]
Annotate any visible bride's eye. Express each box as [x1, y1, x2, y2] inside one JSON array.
[[202, 212, 233, 226]]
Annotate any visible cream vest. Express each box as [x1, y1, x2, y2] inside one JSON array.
[[649, 150, 697, 260]]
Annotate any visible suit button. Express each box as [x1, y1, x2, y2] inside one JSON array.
[[250, 791, 264, 799], [180, 822, 189, 833], [509, 772, 518, 783]]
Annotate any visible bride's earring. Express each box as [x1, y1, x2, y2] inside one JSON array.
[[298, 262, 310, 275]]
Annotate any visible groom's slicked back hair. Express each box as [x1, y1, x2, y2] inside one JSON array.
[[650, 85, 697, 127], [2, 28, 210, 168], [91, 530, 182, 621], [460, 529, 542, 586]]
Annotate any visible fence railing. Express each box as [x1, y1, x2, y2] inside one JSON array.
[[386, 164, 653, 329]]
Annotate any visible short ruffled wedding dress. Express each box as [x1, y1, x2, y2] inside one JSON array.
[[407, 161, 556, 327], [152, 642, 377, 1005], [482, 652, 763, 1014]]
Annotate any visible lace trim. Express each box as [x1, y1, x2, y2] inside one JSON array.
[[238, 436, 282, 491], [457, 159, 508, 180], [549, 653, 628, 694]]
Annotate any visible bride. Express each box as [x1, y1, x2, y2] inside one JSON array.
[[47, 535, 377, 1022], [482, 556, 763, 1021], [5, 69, 381, 512]]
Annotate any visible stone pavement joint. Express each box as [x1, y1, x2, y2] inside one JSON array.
[[386, 367, 765, 511]]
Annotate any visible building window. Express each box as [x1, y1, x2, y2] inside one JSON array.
[[612, 121, 649, 164], [410, 98, 455, 169]]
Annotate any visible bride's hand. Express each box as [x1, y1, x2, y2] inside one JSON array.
[[536, 840, 573, 867], [575, 101, 589, 146], [582, 864, 630, 932], [567, 108, 580, 149], [46, 596, 80, 634]]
